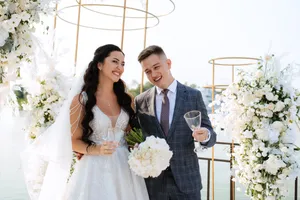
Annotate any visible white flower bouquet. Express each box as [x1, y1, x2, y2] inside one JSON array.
[[125, 129, 173, 178], [212, 54, 300, 200]]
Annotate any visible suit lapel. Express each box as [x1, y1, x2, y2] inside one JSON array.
[[146, 87, 156, 118], [146, 87, 165, 138], [167, 82, 187, 139]]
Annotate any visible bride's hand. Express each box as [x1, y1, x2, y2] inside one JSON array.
[[74, 152, 84, 160], [99, 141, 119, 155]]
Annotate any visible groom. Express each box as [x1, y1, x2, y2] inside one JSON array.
[[135, 45, 217, 200]]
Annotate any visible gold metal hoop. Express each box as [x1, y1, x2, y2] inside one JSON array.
[[208, 57, 260, 66], [75, 0, 175, 19], [56, 4, 160, 31]]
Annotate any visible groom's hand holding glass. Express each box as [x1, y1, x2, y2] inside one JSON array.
[[192, 128, 209, 142], [184, 110, 210, 152]]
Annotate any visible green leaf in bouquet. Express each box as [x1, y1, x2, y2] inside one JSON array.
[[125, 128, 144, 147]]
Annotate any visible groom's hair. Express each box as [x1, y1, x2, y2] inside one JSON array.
[[138, 45, 167, 63]]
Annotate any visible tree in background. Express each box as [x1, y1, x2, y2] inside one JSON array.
[[128, 81, 153, 97], [128, 81, 201, 97], [184, 82, 200, 89]]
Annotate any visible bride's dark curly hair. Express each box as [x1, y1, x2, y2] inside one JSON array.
[[79, 44, 136, 146]]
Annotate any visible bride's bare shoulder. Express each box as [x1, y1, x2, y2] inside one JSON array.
[[70, 93, 86, 109]]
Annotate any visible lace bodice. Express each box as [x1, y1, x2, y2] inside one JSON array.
[[90, 107, 129, 144], [82, 92, 129, 144]]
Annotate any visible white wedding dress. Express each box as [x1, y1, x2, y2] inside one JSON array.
[[64, 104, 149, 200]]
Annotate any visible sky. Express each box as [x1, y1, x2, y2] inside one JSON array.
[[51, 0, 300, 89]]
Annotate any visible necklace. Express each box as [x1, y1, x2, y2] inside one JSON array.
[[100, 98, 112, 108]]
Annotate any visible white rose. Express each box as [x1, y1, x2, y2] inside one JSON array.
[[46, 95, 58, 103], [267, 103, 275, 110], [266, 92, 274, 101], [44, 84, 53, 91], [264, 155, 286, 175], [266, 110, 273, 118], [255, 70, 264, 79], [254, 90, 264, 98], [263, 84, 272, 92], [256, 153, 262, 157], [8, 3, 17, 13], [9, 14, 21, 28], [243, 130, 253, 138], [1, 20, 15, 33], [250, 81, 257, 87], [268, 130, 279, 144], [261, 149, 269, 157], [246, 109, 255, 119], [284, 98, 292, 105], [274, 101, 285, 112], [242, 93, 254, 105], [19, 11, 30, 21], [255, 129, 269, 141], [0, 26, 9, 47], [254, 184, 263, 192], [271, 121, 284, 132], [280, 146, 289, 153]]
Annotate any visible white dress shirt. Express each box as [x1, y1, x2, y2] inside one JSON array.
[[155, 80, 210, 143]]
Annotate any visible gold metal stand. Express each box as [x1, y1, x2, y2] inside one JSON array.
[[140, 0, 149, 94], [54, 0, 175, 77], [120, 0, 127, 50]]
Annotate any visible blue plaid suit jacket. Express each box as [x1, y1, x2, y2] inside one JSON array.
[[135, 81, 217, 195]]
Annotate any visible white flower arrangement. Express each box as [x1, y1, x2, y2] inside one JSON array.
[[127, 134, 173, 178], [212, 55, 300, 200], [0, 0, 58, 84], [21, 70, 69, 141]]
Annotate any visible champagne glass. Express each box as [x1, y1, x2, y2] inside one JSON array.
[[113, 127, 122, 146], [184, 110, 207, 153], [102, 127, 115, 141], [102, 128, 115, 169]]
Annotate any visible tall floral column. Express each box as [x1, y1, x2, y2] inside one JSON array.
[[213, 55, 300, 200]]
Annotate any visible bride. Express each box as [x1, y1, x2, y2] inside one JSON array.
[[21, 44, 149, 200]]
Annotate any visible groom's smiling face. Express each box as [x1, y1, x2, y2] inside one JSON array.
[[141, 54, 173, 89]]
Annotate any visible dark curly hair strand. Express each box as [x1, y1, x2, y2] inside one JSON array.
[[79, 44, 135, 147]]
